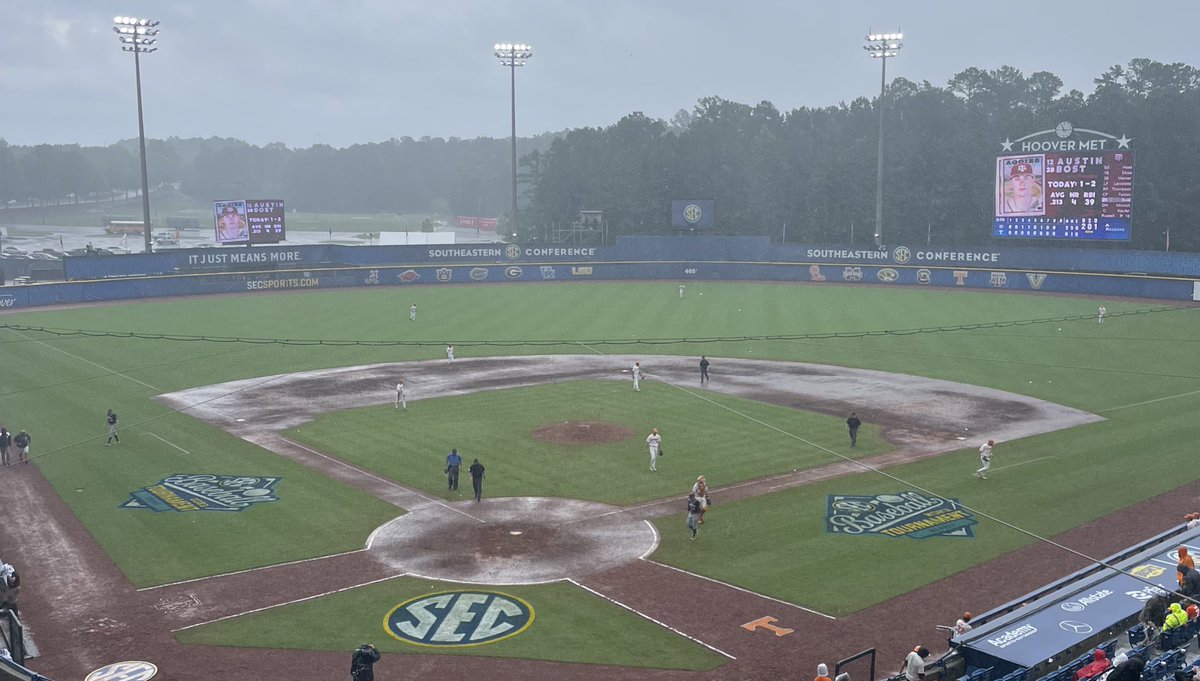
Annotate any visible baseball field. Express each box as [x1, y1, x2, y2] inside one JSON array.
[[2, 281, 1199, 680]]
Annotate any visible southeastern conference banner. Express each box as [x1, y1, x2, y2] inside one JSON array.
[[671, 200, 715, 229]]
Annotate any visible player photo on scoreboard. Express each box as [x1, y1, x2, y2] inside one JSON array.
[[995, 155, 1046, 217], [213, 200, 250, 244]]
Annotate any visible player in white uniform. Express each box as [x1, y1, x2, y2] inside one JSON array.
[[1097, 305, 1107, 324], [974, 439, 994, 479], [646, 428, 661, 471], [395, 381, 407, 411], [446, 343, 455, 363], [678, 284, 685, 299], [409, 303, 417, 322], [632, 361, 642, 391]]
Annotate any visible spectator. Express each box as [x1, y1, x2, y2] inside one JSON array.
[[815, 663, 832, 681], [1106, 655, 1143, 681], [953, 612, 973, 636], [1180, 564, 1200, 599], [0, 564, 16, 615], [903, 646, 930, 681], [1188, 603, 1200, 622], [1074, 649, 1111, 681], [1178, 547, 1195, 588], [1186, 514, 1200, 530], [1163, 602, 1189, 632]]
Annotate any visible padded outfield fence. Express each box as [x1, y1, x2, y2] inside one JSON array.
[[0, 236, 1198, 309]]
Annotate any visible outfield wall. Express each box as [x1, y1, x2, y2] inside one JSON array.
[[2, 237, 1197, 309]]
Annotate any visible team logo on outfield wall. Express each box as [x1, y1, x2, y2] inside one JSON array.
[[469, 267, 489, 281], [892, 246, 912, 264], [540, 266, 556, 279], [825, 491, 977, 539], [571, 266, 593, 276], [120, 474, 282, 513], [989, 272, 1008, 288], [877, 268, 899, 283], [385, 591, 534, 647], [0, 296, 15, 308], [1026, 273, 1047, 289], [86, 661, 158, 681], [397, 269, 421, 283], [505, 266, 523, 279], [436, 268, 453, 282], [808, 265, 826, 281], [505, 244, 521, 260], [842, 267, 863, 282], [916, 269, 932, 285]]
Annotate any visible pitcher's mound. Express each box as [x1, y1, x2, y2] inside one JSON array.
[[532, 421, 633, 445]]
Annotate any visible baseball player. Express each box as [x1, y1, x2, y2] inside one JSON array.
[[975, 439, 995, 479], [105, 409, 119, 445], [395, 381, 407, 411], [646, 428, 661, 472], [409, 303, 417, 322], [632, 361, 642, 391], [678, 283, 686, 299], [686, 493, 702, 540], [446, 343, 455, 364], [1097, 305, 1107, 324], [13, 430, 29, 464]]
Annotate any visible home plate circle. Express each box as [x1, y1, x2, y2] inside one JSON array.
[[369, 497, 656, 584], [86, 661, 158, 681]]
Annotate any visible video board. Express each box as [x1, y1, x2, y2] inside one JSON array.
[[213, 199, 287, 245], [992, 152, 1133, 241]]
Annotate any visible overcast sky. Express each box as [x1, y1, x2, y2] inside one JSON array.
[[3, 1, 1198, 149]]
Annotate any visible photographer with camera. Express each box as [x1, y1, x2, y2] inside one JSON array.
[[350, 643, 380, 681]]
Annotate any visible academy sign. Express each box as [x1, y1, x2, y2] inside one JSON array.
[[386, 591, 534, 647]]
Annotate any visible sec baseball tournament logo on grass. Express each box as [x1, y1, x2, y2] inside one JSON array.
[[120, 474, 282, 513], [825, 491, 977, 539], [385, 591, 534, 647]]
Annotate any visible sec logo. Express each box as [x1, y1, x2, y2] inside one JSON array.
[[86, 661, 158, 681], [505, 244, 521, 260], [683, 203, 703, 224], [892, 246, 911, 264], [386, 591, 534, 647]]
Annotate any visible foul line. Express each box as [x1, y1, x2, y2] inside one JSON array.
[[567, 579, 737, 660], [172, 573, 404, 632], [140, 548, 368, 592], [10, 328, 161, 392], [148, 432, 190, 454], [278, 436, 486, 524], [988, 456, 1058, 473], [1100, 388, 1200, 413], [643, 558, 837, 620], [639, 519, 661, 559]]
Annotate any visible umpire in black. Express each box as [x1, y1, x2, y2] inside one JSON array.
[[351, 643, 380, 681]]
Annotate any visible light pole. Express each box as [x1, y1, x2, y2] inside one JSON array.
[[864, 31, 902, 248], [494, 43, 532, 241], [113, 16, 159, 253]]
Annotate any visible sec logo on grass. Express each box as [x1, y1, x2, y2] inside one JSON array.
[[385, 591, 534, 647]]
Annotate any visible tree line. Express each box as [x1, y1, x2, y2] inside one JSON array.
[[0, 58, 1196, 251]]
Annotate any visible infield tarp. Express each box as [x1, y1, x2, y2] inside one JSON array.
[[955, 527, 1200, 668]]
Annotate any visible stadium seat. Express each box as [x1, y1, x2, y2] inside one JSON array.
[[1130, 624, 1147, 647]]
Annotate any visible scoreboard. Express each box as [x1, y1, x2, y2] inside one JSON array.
[[992, 152, 1133, 241], [213, 199, 287, 245]]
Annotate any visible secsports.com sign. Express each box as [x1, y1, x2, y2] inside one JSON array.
[[385, 591, 534, 647]]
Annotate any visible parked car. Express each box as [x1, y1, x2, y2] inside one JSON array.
[[30, 252, 59, 260], [2, 246, 24, 255]]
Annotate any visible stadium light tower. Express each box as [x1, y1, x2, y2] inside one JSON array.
[[494, 43, 533, 239], [864, 30, 903, 248], [113, 15, 159, 253]]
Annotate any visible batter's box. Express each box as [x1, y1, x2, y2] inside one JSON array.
[[154, 592, 201, 614]]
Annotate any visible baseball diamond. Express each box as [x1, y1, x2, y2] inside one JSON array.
[[1, 279, 1199, 681]]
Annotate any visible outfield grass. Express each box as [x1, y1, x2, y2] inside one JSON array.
[[174, 577, 726, 670], [290, 380, 888, 505], [2, 282, 1198, 601]]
